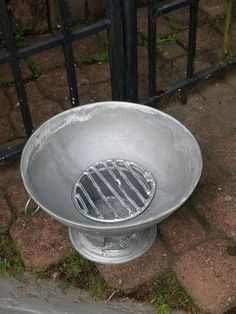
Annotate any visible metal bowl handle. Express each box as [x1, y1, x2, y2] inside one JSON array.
[[24, 197, 40, 215]]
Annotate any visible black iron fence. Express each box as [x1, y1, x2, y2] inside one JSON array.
[[0, 0, 235, 164], [0, 0, 138, 163], [146, 0, 236, 106]]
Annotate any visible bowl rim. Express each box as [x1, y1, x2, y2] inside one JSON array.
[[20, 101, 203, 232]]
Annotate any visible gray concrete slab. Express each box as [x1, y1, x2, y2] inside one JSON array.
[[0, 274, 155, 314]]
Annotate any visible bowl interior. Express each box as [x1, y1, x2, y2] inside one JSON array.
[[21, 102, 202, 229]]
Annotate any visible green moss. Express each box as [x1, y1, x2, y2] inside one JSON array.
[[26, 57, 40, 78], [25, 206, 38, 215], [80, 52, 109, 65], [0, 76, 8, 88], [13, 26, 26, 48], [152, 271, 198, 313], [0, 259, 11, 275], [63, 251, 109, 299], [0, 234, 25, 276], [41, 251, 110, 299], [88, 272, 109, 299], [11, 127, 24, 139], [192, 208, 211, 232], [63, 251, 90, 283], [139, 19, 186, 48], [168, 20, 186, 33], [156, 33, 177, 45]]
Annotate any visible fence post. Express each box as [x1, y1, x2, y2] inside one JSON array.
[[122, 0, 138, 102], [108, 0, 126, 101], [148, 0, 158, 98], [57, 0, 79, 107], [186, 0, 199, 80]]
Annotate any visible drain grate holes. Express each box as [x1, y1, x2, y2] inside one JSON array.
[[72, 160, 156, 223]]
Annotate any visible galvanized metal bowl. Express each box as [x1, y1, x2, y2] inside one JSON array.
[[21, 101, 202, 263]]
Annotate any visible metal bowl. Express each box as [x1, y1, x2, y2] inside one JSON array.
[[21, 101, 202, 263]]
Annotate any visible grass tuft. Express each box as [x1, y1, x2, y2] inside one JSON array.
[[0, 258, 11, 275], [13, 26, 26, 48], [80, 52, 109, 65], [26, 57, 40, 78], [0, 233, 25, 276], [39, 251, 110, 300], [89, 272, 109, 299], [0, 76, 9, 88], [152, 271, 198, 313], [25, 206, 38, 215]]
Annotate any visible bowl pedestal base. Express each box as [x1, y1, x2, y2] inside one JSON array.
[[69, 226, 157, 264]]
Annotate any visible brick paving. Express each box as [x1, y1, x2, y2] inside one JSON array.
[[97, 237, 169, 294], [0, 2, 236, 313], [174, 238, 236, 314], [10, 211, 72, 269]]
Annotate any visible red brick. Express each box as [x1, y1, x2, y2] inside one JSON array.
[[0, 195, 13, 233], [161, 97, 203, 130], [73, 32, 107, 65], [193, 180, 236, 240], [86, 0, 105, 19], [20, 60, 34, 81], [198, 154, 226, 186], [178, 25, 223, 63], [137, 7, 171, 39], [10, 211, 72, 269], [199, 79, 236, 129], [174, 238, 236, 313], [224, 68, 236, 93], [0, 162, 21, 189], [90, 82, 112, 102], [79, 63, 110, 86], [37, 69, 70, 107], [0, 64, 14, 83], [8, 81, 62, 133], [67, 0, 86, 25], [165, 7, 189, 26], [79, 92, 94, 106], [8, 107, 26, 137], [158, 43, 186, 61], [183, 113, 232, 147], [29, 47, 64, 75], [174, 56, 212, 78], [159, 205, 209, 253], [97, 237, 169, 293], [160, 60, 186, 86], [0, 90, 11, 118], [205, 134, 236, 178], [199, 0, 227, 20], [6, 181, 28, 214], [12, 0, 48, 33], [0, 118, 14, 144]]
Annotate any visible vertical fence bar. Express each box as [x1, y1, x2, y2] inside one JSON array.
[[186, 0, 198, 79], [148, 0, 158, 98], [57, 0, 79, 107], [0, 0, 33, 137], [122, 0, 138, 102], [108, 0, 126, 101]]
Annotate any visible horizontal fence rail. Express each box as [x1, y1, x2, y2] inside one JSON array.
[[0, 0, 235, 163]]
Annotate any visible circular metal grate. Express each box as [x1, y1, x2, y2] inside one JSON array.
[[72, 160, 156, 223]]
